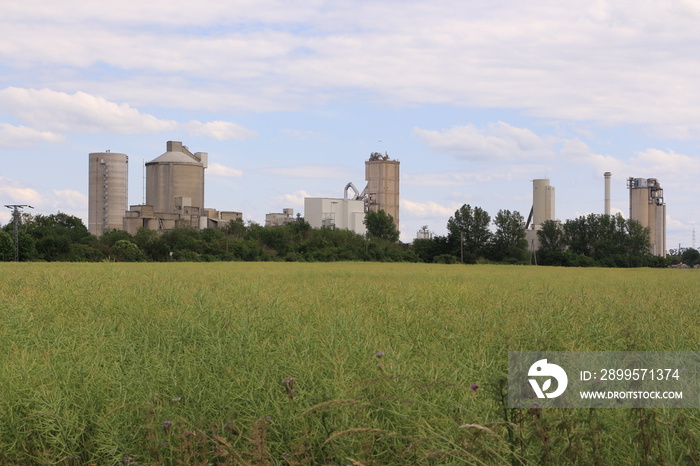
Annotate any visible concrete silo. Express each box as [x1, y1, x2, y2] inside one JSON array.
[[532, 179, 555, 227], [365, 152, 400, 230], [628, 177, 666, 257], [146, 141, 207, 216], [88, 151, 128, 235], [524, 179, 555, 253]]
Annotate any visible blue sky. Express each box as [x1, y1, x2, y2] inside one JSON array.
[[1, 0, 699, 248]]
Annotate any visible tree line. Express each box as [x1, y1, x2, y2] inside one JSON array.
[[0, 207, 671, 267]]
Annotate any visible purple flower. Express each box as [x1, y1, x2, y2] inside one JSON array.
[[375, 351, 384, 359], [471, 384, 479, 392], [161, 420, 173, 433]]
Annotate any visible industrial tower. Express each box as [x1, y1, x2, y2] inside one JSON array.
[[88, 151, 128, 235], [365, 152, 400, 230], [628, 177, 666, 257]]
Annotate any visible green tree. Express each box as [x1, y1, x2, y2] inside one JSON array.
[[536, 220, 566, 253], [364, 210, 400, 242], [222, 218, 246, 240], [681, 248, 700, 267], [490, 209, 528, 262], [134, 228, 170, 261], [447, 204, 491, 262], [0, 230, 13, 261], [111, 240, 146, 262]]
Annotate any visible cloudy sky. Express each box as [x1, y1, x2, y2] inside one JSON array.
[[1, 0, 699, 249]]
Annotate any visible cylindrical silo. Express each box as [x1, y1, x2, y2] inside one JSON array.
[[532, 179, 555, 227], [628, 177, 666, 257], [88, 151, 128, 236], [628, 178, 650, 229], [146, 141, 205, 215]]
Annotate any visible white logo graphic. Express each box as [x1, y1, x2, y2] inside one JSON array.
[[528, 359, 568, 398]]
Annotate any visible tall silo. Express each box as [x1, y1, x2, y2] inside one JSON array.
[[532, 179, 555, 227], [88, 151, 128, 235], [146, 141, 207, 215], [365, 152, 400, 230], [628, 177, 666, 256]]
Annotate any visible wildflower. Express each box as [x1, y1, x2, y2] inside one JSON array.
[[282, 377, 297, 399], [375, 351, 384, 359], [162, 420, 173, 433], [471, 384, 478, 392]]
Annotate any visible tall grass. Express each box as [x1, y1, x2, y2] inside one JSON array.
[[0, 263, 697, 464]]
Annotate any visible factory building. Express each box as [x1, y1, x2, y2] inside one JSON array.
[[628, 177, 666, 257], [116, 141, 241, 235], [304, 197, 367, 235], [524, 179, 555, 250], [265, 208, 297, 227], [303, 152, 400, 237], [88, 151, 128, 236]]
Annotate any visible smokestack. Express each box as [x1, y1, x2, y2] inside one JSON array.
[[604, 172, 611, 216]]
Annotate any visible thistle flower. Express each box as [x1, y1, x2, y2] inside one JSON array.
[[471, 384, 478, 392], [162, 420, 173, 433]]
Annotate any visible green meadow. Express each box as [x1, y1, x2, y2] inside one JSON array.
[[0, 263, 698, 464]]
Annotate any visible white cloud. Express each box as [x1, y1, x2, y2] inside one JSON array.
[[208, 163, 243, 178], [0, 177, 87, 221], [185, 121, 256, 141], [413, 122, 557, 160], [271, 190, 311, 207], [0, 88, 255, 139], [51, 189, 87, 210], [0, 176, 43, 205], [0, 87, 175, 133], [3, 2, 700, 133], [401, 199, 459, 218], [0, 124, 64, 148]]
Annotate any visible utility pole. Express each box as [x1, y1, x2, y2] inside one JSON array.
[[4, 204, 33, 262]]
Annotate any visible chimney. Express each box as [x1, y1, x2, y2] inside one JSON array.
[[604, 172, 611, 216]]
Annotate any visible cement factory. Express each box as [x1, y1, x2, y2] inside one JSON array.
[[88, 140, 666, 257], [89, 142, 400, 240], [523, 174, 667, 257]]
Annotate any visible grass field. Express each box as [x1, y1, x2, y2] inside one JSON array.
[[0, 262, 698, 464]]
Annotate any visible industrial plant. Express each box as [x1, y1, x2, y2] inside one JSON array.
[[304, 152, 400, 235], [88, 141, 241, 236], [86, 139, 670, 257], [88, 143, 401, 239], [628, 177, 666, 257]]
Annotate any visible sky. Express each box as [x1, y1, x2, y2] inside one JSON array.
[[1, 0, 699, 249]]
